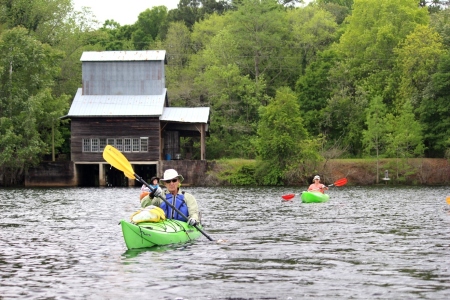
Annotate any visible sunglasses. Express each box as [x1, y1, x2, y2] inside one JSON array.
[[164, 179, 178, 183]]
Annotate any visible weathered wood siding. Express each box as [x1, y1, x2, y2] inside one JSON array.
[[82, 61, 165, 95], [71, 117, 160, 162]]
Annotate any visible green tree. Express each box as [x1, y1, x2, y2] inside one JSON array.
[[418, 50, 450, 157], [168, 0, 202, 29], [326, 0, 429, 155], [316, 0, 352, 25], [256, 86, 320, 185], [316, 0, 353, 10], [192, 29, 264, 158], [430, 8, 450, 47], [98, 20, 134, 50], [333, 0, 429, 102], [0, 27, 69, 185], [385, 100, 425, 179], [296, 50, 336, 136], [191, 12, 229, 51], [362, 95, 388, 183], [226, 0, 292, 94], [52, 7, 106, 98], [163, 22, 194, 107], [287, 3, 338, 73], [321, 83, 369, 156], [394, 24, 444, 111], [132, 6, 168, 50], [168, 0, 231, 30]]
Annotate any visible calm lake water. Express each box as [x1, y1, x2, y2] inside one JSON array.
[[1, 186, 450, 299]]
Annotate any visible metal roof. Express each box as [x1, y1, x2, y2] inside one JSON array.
[[160, 107, 210, 123], [67, 88, 166, 117], [80, 50, 166, 62]]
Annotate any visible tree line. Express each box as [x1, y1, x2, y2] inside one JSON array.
[[0, 0, 449, 185]]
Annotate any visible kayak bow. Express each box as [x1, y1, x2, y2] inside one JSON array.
[[301, 192, 330, 203], [120, 219, 203, 249]]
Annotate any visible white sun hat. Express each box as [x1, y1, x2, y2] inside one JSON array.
[[313, 175, 320, 181], [160, 169, 184, 183]]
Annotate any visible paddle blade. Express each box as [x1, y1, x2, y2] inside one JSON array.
[[124, 170, 136, 179], [446, 196, 450, 205], [282, 193, 295, 200], [102, 145, 136, 179], [333, 178, 348, 187]]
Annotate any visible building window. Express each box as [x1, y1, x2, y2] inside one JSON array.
[[115, 139, 123, 151], [83, 137, 148, 153], [82, 139, 91, 152], [100, 138, 107, 151], [132, 138, 140, 152], [140, 137, 148, 152], [124, 138, 131, 152], [91, 139, 99, 152]]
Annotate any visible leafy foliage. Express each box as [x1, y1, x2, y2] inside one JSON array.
[[418, 50, 450, 157], [257, 86, 322, 184], [0, 27, 68, 185], [394, 24, 444, 111], [214, 158, 257, 185], [1, 0, 450, 186], [362, 95, 387, 154], [385, 100, 425, 160]]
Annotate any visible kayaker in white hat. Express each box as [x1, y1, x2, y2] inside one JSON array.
[[140, 169, 200, 226], [308, 175, 328, 194]]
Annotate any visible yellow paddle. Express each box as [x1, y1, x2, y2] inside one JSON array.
[[446, 196, 450, 205], [102, 145, 214, 241]]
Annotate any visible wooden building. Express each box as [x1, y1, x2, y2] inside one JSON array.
[[60, 50, 209, 187]]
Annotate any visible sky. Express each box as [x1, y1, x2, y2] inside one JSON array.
[[72, 0, 180, 26]]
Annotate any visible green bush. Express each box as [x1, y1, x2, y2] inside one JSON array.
[[214, 159, 257, 185]]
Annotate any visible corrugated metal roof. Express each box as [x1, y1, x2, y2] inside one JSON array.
[[80, 50, 166, 62], [160, 107, 210, 123], [67, 88, 166, 117]]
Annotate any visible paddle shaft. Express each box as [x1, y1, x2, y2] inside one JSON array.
[[135, 173, 214, 241]]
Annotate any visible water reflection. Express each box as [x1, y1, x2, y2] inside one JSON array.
[[0, 186, 449, 299]]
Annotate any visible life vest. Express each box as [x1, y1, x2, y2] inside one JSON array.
[[161, 192, 189, 221]]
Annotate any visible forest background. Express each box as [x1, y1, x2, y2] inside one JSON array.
[[0, 0, 449, 186]]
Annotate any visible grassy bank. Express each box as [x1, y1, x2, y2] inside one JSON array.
[[205, 158, 450, 186]]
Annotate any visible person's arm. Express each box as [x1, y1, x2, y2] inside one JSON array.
[[140, 194, 152, 208], [183, 192, 199, 222], [140, 192, 165, 208]]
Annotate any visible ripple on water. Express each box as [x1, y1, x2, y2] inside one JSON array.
[[0, 186, 449, 299]]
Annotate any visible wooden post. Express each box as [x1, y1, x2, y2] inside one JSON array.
[[128, 164, 135, 187], [52, 122, 55, 161], [201, 123, 206, 160], [99, 163, 106, 186]]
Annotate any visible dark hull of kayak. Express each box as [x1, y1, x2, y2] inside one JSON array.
[[301, 192, 330, 203], [120, 219, 202, 249]]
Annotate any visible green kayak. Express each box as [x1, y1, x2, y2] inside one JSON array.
[[301, 191, 330, 203], [120, 219, 203, 249]]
